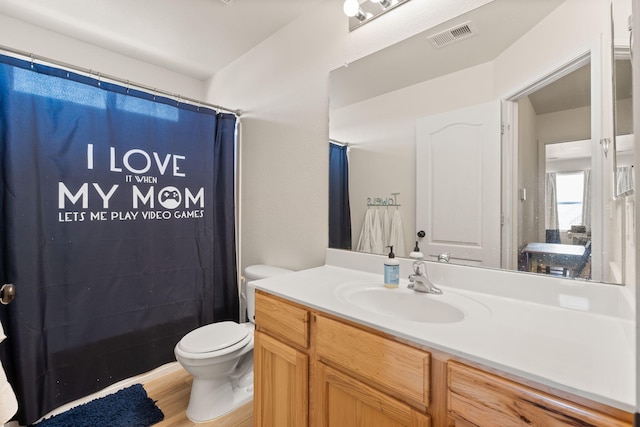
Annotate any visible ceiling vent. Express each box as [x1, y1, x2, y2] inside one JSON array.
[[219, 0, 234, 4], [427, 21, 477, 48]]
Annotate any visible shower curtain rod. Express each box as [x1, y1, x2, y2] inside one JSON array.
[[0, 44, 243, 117], [330, 139, 350, 147]]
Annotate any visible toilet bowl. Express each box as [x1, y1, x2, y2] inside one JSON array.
[[174, 264, 293, 422]]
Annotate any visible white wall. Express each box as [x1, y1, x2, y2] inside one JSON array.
[[0, 14, 205, 100], [517, 97, 539, 248], [204, 0, 494, 272], [537, 106, 591, 144]]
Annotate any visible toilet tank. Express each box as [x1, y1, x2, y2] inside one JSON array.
[[244, 265, 293, 322]]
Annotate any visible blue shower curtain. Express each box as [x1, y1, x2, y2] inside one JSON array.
[[0, 54, 238, 424], [329, 143, 351, 249]]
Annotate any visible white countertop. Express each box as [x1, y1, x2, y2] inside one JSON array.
[[249, 260, 635, 413]]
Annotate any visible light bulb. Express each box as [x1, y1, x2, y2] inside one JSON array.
[[343, 0, 360, 17]]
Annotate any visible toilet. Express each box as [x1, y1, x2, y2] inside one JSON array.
[[174, 264, 293, 423]]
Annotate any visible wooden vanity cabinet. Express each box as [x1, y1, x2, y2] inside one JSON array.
[[254, 290, 632, 427], [254, 291, 432, 427]]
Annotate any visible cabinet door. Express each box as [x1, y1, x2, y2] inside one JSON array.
[[317, 363, 431, 427], [254, 331, 308, 427]]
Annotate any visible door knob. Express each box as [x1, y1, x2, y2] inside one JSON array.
[[0, 284, 16, 305]]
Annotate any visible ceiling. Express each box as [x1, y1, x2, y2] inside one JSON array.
[[0, 0, 321, 80], [528, 56, 633, 116], [528, 63, 591, 116]]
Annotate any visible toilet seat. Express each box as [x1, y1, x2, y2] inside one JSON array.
[[177, 321, 251, 358]]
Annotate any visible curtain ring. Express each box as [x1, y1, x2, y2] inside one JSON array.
[[30, 54, 34, 69], [97, 72, 101, 86], [126, 80, 130, 94]]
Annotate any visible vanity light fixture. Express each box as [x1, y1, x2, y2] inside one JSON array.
[[343, 0, 412, 31]]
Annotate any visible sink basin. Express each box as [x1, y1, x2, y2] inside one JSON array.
[[335, 281, 490, 324]]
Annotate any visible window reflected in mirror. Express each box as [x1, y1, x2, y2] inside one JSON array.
[[543, 140, 591, 247]]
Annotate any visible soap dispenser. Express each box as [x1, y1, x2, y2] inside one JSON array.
[[410, 241, 425, 274], [410, 241, 423, 260], [384, 246, 400, 288]]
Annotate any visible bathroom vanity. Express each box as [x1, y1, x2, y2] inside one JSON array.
[[251, 251, 634, 427]]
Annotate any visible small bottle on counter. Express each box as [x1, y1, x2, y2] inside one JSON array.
[[410, 241, 423, 260], [384, 246, 400, 288]]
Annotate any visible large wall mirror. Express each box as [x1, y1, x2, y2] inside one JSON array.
[[329, 0, 634, 286]]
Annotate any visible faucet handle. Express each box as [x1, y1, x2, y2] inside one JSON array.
[[407, 276, 415, 289]]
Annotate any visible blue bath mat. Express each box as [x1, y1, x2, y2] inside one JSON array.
[[31, 384, 164, 427]]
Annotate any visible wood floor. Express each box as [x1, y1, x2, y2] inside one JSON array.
[[143, 367, 253, 427]]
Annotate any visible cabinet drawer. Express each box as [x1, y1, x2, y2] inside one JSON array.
[[316, 315, 430, 408], [447, 361, 632, 427], [255, 292, 310, 349]]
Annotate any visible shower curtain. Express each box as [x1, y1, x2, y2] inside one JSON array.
[[329, 143, 351, 250], [0, 54, 238, 424]]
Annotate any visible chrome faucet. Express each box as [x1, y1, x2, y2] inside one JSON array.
[[408, 258, 442, 294]]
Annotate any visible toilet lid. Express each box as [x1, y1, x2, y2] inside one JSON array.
[[179, 321, 249, 354]]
